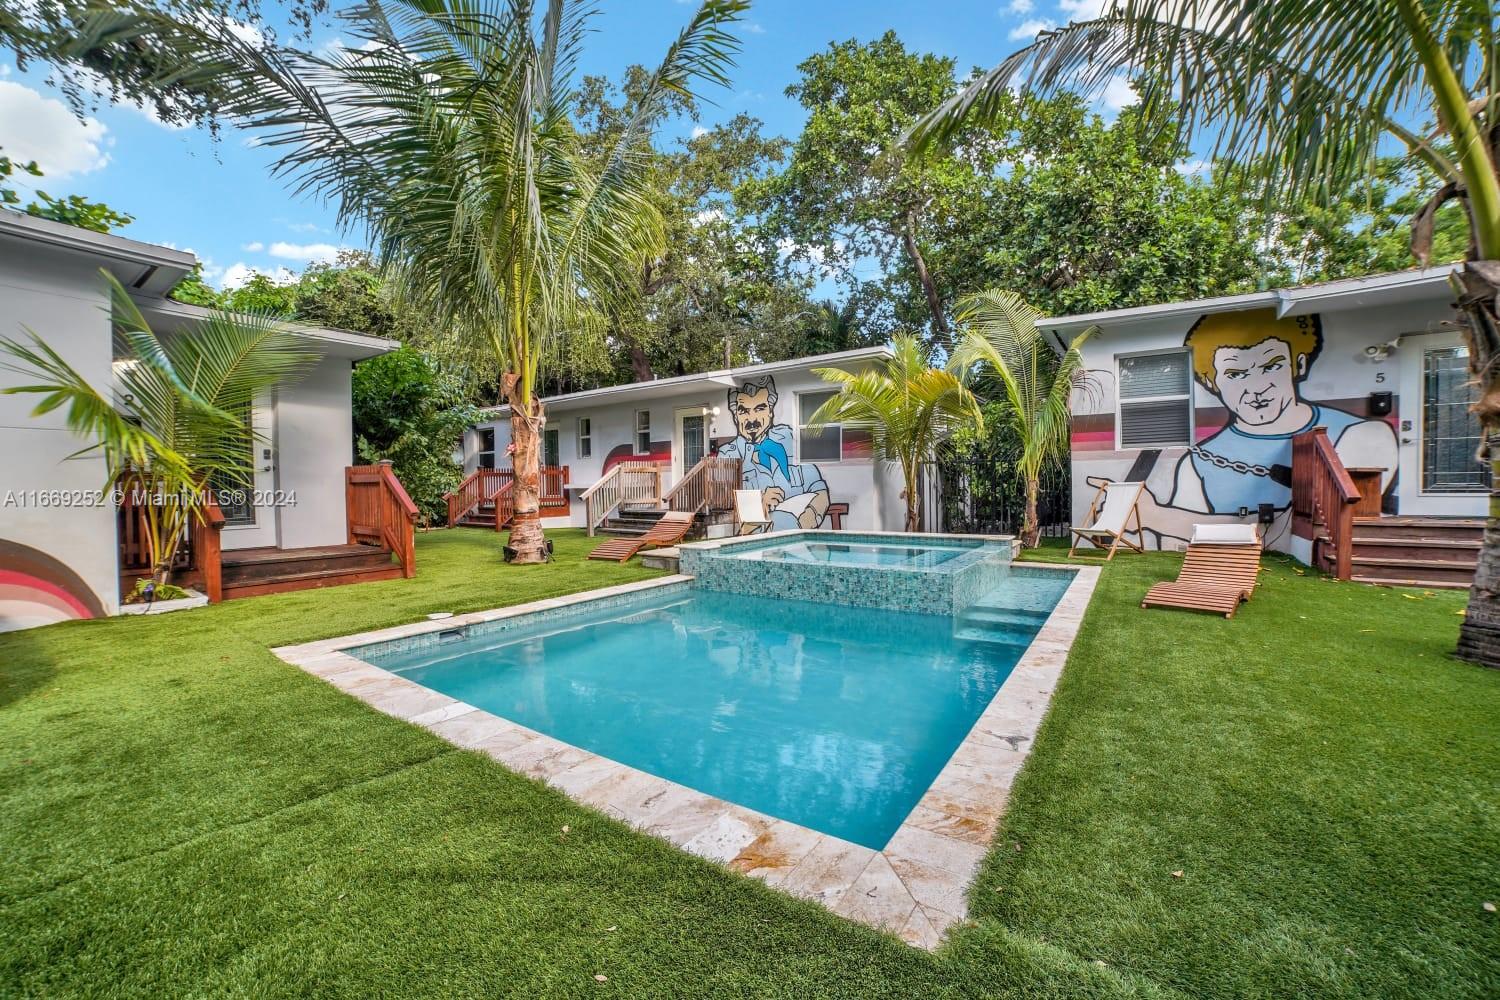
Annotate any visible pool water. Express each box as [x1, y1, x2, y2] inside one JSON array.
[[747, 540, 967, 569], [358, 586, 1058, 849]]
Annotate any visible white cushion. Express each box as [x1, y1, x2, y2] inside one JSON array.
[[1190, 523, 1259, 545]]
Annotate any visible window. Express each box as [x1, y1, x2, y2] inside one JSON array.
[[798, 390, 842, 462], [477, 427, 496, 469], [1117, 351, 1192, 448], [634, 409, 651, 455], [576, 417, 592, 459], [543, 427, 560, 468]]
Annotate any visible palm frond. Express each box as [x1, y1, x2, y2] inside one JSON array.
[[903, 1, 1496, 207]]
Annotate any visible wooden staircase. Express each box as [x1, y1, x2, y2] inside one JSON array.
[[220, 543, 403, 599], [1349, 516, 1483, 589]]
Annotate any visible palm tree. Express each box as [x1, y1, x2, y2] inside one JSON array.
[[810, 335, 981, 532], [143, 0, 746, 563], [949, 290, 1096, 549], [0, 270, 313, 590], [904, 1, 1500, 664]]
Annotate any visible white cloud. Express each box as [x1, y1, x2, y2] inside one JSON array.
[[268, 241, 344, 263], [286, 221, 324, 233], [1176, 159, 1209, 176], [691, 125, 709, 138], [242, 241, 265, 252], [0, 80, 110, 179], [745, 22, 765, 34], [1008, 18, 1054, 40], [1100, 75, 1137, 111], [219, 262, 296, 290], [1005, 0, 1034, 12], [1059, 0, 1110, 18]]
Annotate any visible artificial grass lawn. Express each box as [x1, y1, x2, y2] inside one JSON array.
[[1, 529, 1495, 997]]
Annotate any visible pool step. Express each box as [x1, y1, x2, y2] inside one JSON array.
[[957, 605, 1051, 630], [952, 625, 1034, 649]]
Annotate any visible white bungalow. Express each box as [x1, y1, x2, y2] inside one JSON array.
[[457, 348, 916, 538], [1046, 265, 1484, 587], [0, 213, 413, 632]]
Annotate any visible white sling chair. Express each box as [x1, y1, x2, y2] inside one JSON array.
[[734, 489, 773, 533], [1068, 481, 1146, 561]]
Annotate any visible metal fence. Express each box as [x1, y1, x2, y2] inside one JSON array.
[[930, 454, 1071, 538]]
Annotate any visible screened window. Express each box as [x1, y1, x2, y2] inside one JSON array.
[[543, 427, 560, 468], [476, 427, 496, 469], [798, 390, 842, 462], [576, 417, 592, 459], [1117, 351, 1192, 448], [634, 410, 651, 454]]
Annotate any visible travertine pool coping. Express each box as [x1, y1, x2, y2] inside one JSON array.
[[272, 561, 1100, 950]]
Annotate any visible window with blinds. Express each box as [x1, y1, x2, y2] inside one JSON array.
[[1117, 351, 1192, 448]]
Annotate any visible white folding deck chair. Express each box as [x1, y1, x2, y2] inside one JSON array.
[[734, 489, 773, 533], [1068, 481, 1146, 561]]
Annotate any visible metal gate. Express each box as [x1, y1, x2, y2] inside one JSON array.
[[933, 449, 1071, 538]]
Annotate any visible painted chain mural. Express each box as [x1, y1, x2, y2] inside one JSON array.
[[715, 375, 841, 533], [1076, 308, 1399, 549]]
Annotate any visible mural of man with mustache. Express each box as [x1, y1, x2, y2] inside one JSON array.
[[716, 375, 831, 533]]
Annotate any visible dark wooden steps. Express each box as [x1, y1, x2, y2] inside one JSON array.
[[220, 543, 400, 598], [1347, 516, 1482, 590]]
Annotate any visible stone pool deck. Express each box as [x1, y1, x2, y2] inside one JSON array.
[[272, 563, 1100, 950]]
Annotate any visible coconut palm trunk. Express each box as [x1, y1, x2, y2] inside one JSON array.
[[1454, 263, 1500, 664], [503, 373, 547, 561]]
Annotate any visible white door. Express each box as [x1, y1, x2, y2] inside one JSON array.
[[675, 407, 708, 480], [1396, 332, 1489, 516], [218, 397, 281, 549]]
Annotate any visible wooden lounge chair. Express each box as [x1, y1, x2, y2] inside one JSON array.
[[588, 510, 696, 563], [1141, 524, 1263, 618], [734, 489, 773, 533], [1068, 481, 1146, 561]]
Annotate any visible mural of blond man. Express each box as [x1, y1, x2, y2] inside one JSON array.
[[1124, 309, 1398, 546]]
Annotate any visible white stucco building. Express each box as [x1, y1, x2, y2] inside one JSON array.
[[1045, 266, 1485, 581], [461, 348, 914, 534], [0, 213, 399, 631]]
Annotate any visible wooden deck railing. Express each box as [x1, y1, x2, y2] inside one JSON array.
[[347, 461, 419, 577], [1291, 427, 1361, 580], [118, 483, 227, 602], [665, 456, 740, 515], [579, 462, 662, 536], [445, 465, 570, 528]]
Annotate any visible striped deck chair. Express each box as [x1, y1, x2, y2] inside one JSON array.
[[588, 510, 697, 563], [1141, 524, 1263, 618], [1068, 481, 1146, 561]]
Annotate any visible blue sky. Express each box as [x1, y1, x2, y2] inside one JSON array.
[[0, 0, 1121, 290]]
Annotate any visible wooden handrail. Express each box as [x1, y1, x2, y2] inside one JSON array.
[[347, 462, 418, 578], [580, 462, 662, 536], [665, 455, 740, 515], [1291, 427, 1360, 580]]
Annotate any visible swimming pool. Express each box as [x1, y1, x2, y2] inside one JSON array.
[[277, 531, 1100, 947], [355, 579, 1065, 849]]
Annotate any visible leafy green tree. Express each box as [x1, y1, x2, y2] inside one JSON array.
[[203, 0, 747, 563], [167, 264, 224, 307], [0, 270, 314, 589], [749, 32, 977, 344], [2, 147, 134, 233], [810, 335, 982, 531], [907, 0, 1500, 664], [351, 347, 476, 525], [950, 290, 1095, 548]]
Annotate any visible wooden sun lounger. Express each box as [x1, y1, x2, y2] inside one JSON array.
[[587, 510, 696, 563], [1140, 537, 1263, 618]]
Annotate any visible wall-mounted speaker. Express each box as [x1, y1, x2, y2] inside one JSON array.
[[1368, 390, 1393, 417]]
